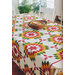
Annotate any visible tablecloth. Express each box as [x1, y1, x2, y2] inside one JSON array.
[[12, 13, 63, 75]]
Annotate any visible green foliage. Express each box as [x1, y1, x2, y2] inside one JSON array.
[[18, 0, 32, 14], [18, 5, 32, 13], [18, 0, 47, 14], [32, 3, 40, 13]]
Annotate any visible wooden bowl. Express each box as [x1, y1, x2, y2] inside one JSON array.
[[28, 20, 47, 30]]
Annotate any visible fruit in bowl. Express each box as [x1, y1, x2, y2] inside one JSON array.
[[28, 20, 47, 30]]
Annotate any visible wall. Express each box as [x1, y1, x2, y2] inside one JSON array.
[[12, 0, 19, 15], [54, 0, 63, 19]]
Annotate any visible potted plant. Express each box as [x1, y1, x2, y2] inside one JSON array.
[[18, 0, 32, 14]]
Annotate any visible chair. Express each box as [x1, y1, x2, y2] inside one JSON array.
[[54, 15, 63, 24]]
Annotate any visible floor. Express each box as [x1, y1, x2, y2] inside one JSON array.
[[12, 61, 24, 75]]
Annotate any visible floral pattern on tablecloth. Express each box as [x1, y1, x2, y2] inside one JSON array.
[[12, 20, 18, 25], [23, 43, 48, 60], [48, 35, 63, 45], [12, 27, 17, 33], [40, 61, 51, 75], [22, 16, 38, 21], [20, 31, 42, 39], [24, 65, 35, 75], [20, 23, 30, 28], [12, 39, 22, 62], [44, 25, 62, 32], [12, 14, 63, 75], [54, 48, 63, 60]]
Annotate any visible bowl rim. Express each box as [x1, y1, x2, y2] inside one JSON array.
[[28, 20, 47, 25]]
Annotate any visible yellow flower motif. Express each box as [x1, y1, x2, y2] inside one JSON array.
[[22, 16, 37, 20], [49, 35, 63, 44], [12, 40, 21, 61], [20, 23, 30, 28], [12, 15, 18, 18], [12, 28, 15, 33], [45, 25, 62, 32], [23, 43, 47, 60], [12, 20, 17, 24], [12, 28, 17, 33], [54, 49, 63, 60], [20, 31, 42, 39]]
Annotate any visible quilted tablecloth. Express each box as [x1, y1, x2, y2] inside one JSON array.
[[12, 13, 63, 75]]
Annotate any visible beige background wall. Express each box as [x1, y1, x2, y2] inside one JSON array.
[[54, 0, 63, 19]]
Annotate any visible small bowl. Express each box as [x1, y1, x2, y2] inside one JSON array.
[[28, 20, 47, 30]]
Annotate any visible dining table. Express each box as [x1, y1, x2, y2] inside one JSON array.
[[12, 13, 63, 75]]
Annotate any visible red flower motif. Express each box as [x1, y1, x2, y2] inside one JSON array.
[[22, 39, 25, 43], [12, 40, 21, 61], [43, 54, 53, 60], [28, 33, 34, 36], [18, 40, 21, 42], [23, 16, 36, 20], [29, 46, 37, 50], [57, 38, 63, 42], [21, 31, 41, 39], [15, 34, 17, 36], [50, 35, 63, 44], [39, 39, 46, 42], [51, 45, 58, 49], [45, 32, 51, 35], [45, 26, 62, 32], [23, 43, 46, 60], [51, 27, 57, 30]]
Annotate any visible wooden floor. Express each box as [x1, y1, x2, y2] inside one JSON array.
[[12, 61, 24, 75]]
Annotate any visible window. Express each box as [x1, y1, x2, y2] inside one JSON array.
[[19, 0, 54, 8], [35, 0, 54, 9], [47, 0, 54, 9], [19, 0, 23, 4]]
